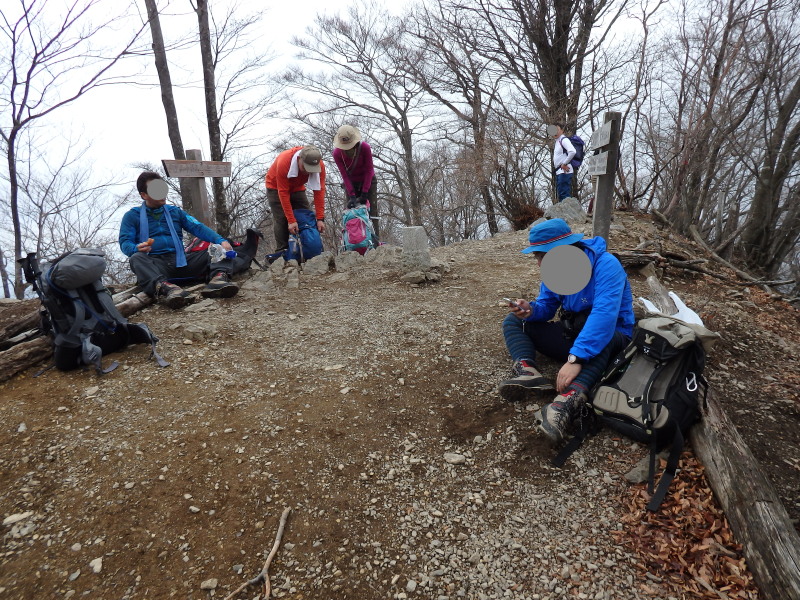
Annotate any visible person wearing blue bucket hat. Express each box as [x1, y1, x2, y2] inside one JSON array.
[[498, 218, 635, 444]]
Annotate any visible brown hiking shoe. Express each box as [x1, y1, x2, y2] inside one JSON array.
[[201, 272, 239, 299], [498, 360, 554, 402], [539, 389, 588, 445], [157, 281, 192, 309]]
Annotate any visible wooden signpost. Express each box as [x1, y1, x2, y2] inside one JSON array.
[[162, 149, 231, 228], [588, 112, 621, 241]]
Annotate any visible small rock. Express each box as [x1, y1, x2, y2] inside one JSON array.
[[406, 580, 417, 593], [85, 386, 100, 397], [200, 578, 218, 590], [189, 506, 201, 513], [3, 511, 33, 526], [444, 453, 466, 465], [232, 564, 244, 574], [624, 456, 651, 484], [68, 570, 81, 581], [71, 543, 82, 551], [89, 557, 102, 574], [17, 423, 27, 433]]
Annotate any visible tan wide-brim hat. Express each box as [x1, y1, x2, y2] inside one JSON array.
[[299, 145, 322, 173], [333, 125, 362, 150]]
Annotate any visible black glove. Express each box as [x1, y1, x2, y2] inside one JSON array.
[[359, 191, 369, 203], [347, 196, 358, 209]]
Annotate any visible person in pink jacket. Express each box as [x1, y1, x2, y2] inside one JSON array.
[[332, 125, 379, 238]]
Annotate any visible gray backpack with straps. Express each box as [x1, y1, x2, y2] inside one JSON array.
[[35, 248, 169, 374]]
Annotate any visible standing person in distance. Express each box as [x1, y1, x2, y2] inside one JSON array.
[[265, 145, 327, 254], [332, 125, 379, 239], [552, 122, 576, 203]]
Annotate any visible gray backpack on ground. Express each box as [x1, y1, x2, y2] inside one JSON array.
[[21, 248, 168, 374]]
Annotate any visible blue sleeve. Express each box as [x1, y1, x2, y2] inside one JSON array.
[[570, 255, 626, 359], [527, 282, 561, 322], [174, 207, 225, 244], [119, 208, 140, 257]]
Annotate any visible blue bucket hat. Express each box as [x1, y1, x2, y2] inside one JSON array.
[[521, 218, 584, 254]]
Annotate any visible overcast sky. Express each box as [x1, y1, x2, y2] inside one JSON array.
[[51, 0, 338, 194]]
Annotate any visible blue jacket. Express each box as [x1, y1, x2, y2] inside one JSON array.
[[527, 237, 634, 360], [119, 204, 224, 257]]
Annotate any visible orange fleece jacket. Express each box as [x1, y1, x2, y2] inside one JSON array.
[[265, 146, 326, 224]]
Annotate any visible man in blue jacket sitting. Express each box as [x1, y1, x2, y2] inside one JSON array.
[[119, 171, 240, 308], [499, 218, 635, 444]]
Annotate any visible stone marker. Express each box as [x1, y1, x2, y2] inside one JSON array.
[[402, 227, 431, 271]]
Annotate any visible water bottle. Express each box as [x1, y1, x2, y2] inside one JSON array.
[[208, 243, 235, 262]]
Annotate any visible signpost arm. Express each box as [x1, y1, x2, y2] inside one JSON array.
[[592, 112, 621, 241]]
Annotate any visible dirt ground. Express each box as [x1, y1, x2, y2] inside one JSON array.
[[0, 211, 797, 599]]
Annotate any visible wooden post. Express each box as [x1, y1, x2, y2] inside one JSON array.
[[587, 112, 621, 241], [162, 150, 231, 229]]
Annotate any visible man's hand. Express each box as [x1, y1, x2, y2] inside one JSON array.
[[220, 241, 233, 251], [317, 220, 326, 234], [136, 240, 153, 253], [561, 164, 570, 172], [556, 362, 582, 393], [510, 299, 531, 319], [288, 222, 299, 235]]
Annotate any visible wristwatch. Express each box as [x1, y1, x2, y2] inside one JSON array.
[[567, 354, 584, 365]]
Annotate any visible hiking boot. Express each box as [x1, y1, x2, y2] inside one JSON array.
[[498, 360, 554, 402], [201, 272, 239, 299], [539, 389, 588, 445], [158, 281, 192, 309]]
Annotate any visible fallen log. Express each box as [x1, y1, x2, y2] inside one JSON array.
[[690, 389, 800, 600], [0, 338, 52, 383], [0, 293, 156, 383]]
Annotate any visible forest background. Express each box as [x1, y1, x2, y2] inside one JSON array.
[[1, 0, 798, 300]]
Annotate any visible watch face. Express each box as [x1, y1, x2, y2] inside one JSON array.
[[568, 354, 577, 363]]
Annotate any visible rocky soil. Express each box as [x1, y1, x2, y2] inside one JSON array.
[[0, 211, 797, 599]]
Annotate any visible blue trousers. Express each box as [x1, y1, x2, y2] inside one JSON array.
[[502, 313, 629, 393], [556, 172, 573, 202]]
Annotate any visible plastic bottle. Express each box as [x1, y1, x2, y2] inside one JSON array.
[[208, 243, 235, 262]]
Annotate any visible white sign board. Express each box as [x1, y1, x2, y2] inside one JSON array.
[[162, 160, 232, 178], [590, 122, 612, 149], [585, 152, 609, 175]]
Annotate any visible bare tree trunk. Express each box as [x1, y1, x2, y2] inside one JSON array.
[[7, 132, 25, 298], [194, 0, 230, 237], [143, 0, 195, 216], [0, 245, 10, 298]]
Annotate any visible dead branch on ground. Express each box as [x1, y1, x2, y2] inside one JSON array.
[[224, 507, 291, 600]]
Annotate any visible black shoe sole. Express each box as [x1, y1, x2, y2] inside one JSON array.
[[164, 295, 192, 309], [201, 283, 239, 299], [498, 379, 554, 402], [499, 383, 533, 403]]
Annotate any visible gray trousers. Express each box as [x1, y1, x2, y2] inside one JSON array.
[[267, 189, 311, 252]]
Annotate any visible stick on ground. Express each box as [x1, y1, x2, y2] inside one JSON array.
[[224, 507, 292, 600]]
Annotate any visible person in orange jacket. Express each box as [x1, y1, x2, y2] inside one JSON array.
[[265, 145, 326, 253]]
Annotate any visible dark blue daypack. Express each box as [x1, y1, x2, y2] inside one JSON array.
[[284, 209, 323, 263], [560, 135, 585, 169]]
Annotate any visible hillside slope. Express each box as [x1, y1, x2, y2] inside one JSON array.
[[0, 211, 797, 599]]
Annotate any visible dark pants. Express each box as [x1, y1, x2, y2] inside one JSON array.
[[129, 251, 243, 296], [351, 178, 379, 239], [267, 188, 311, 252], [556, 172, 573, 202], [502, 313, 630, 394]]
